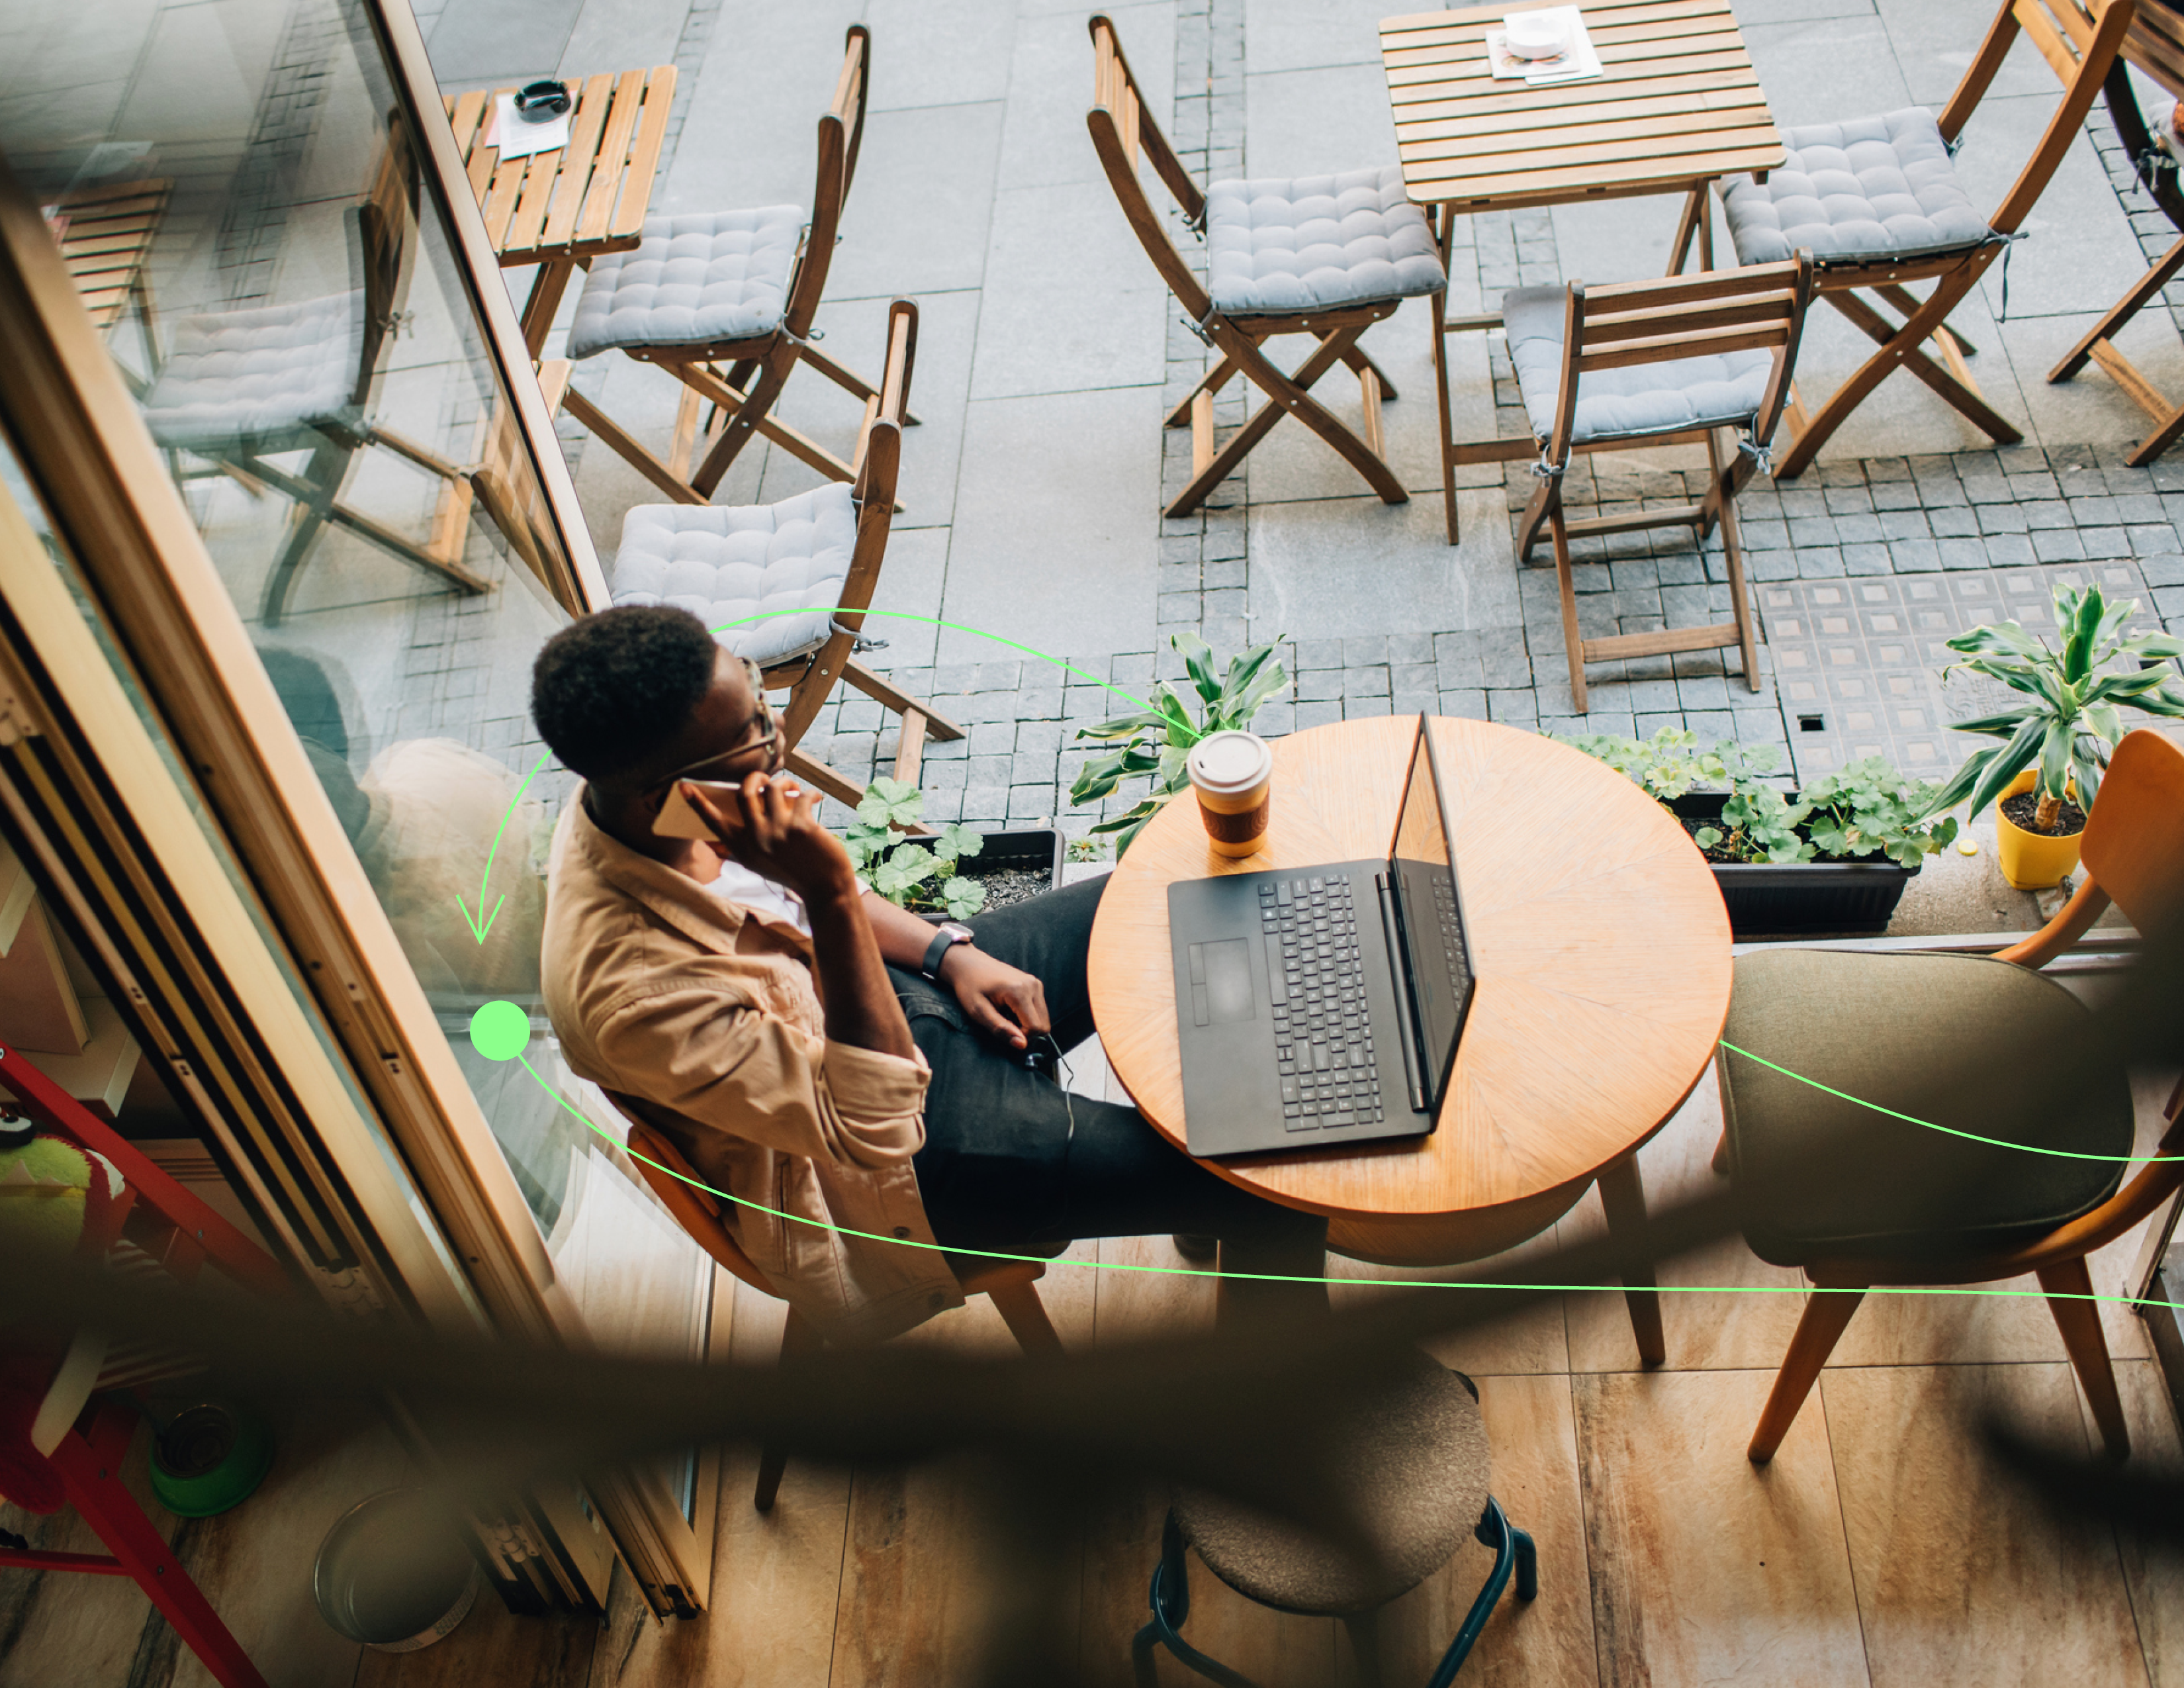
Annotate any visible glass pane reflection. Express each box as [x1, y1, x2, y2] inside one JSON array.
[[1, 1, 711, 1368]]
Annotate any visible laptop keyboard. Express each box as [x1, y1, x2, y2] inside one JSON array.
[[1258, 875, 1385, 1131]]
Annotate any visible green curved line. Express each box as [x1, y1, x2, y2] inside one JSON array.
[[1717, 1039, 2176, 1164], [512, 1053, 2142, 1303], [455, 750, 551, 943]]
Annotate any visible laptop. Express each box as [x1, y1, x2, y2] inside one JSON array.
[[1167, 715, 1478, 1158]]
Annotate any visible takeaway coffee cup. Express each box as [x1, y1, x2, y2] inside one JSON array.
[[1187, 731, 1274, 858]]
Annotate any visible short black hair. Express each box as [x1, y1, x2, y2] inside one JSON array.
[[531, 605, 719, 782]]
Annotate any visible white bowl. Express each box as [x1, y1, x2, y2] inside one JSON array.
[[1504, 13, 1569, 59]]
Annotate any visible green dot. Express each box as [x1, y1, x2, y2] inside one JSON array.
[[469, 1000, 531, 1062]]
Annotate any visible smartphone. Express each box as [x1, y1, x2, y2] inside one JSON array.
[[652, 776, 804, 841], [653, 780, 739, 841]]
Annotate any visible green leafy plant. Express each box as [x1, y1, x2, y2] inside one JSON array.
[[1692, 759, 1958, 868], [1555, 726, 1780, 800], [1930, 581, 2184, 833], [1559, 733, 1956, 868], [1069, 632, 1287, 856], [1066, 835, 1111, 864], [840, 778, 987, 919]]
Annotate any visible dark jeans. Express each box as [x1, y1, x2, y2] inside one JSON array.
[[899, 876, 1326, 1298]]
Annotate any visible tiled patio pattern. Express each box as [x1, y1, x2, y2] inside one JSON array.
[[411, 0, 2184, 843]]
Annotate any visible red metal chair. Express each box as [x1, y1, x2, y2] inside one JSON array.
[[0, 1036, 287, 1688]]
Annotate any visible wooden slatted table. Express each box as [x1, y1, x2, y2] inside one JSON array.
[[445, 66, 677, 355], [48, 179, 171, 336], [1381, 1, 1785, 539]]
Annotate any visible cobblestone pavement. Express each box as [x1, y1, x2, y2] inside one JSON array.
[[422, 0, 2184, 848]]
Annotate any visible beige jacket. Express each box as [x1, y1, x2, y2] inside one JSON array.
[[540, 796, 962, 1344]]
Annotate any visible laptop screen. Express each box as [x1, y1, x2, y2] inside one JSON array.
[[1387, 722, 1477, 1107]]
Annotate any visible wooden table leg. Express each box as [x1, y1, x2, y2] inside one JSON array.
[[1430, 203, 1459, 545], [1598, 1154, 1665, 1366], [518, 258, 576, 357]]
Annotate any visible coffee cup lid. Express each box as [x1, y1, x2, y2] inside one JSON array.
[[1187, 731, 1273, 795]]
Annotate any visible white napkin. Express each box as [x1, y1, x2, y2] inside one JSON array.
[[484, 91, 571, 160]]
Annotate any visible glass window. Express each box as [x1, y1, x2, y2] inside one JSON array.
[[0, 0, 708, 1364]]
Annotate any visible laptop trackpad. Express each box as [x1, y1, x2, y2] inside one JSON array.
[[1188, 939, 1257, 1027]]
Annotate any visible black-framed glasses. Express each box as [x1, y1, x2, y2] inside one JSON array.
[[651, 657, 778, 788]]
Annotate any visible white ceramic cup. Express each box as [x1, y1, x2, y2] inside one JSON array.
[[1186, 731, 1275, 859], [1504, 11, 1569, 59]]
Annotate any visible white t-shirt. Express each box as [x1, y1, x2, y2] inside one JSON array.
[[706, 858, 811, 937]]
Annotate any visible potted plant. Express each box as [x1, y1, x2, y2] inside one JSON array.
[[1929, 581, 2184, 889], [841, 778, 1064, 919], [1559, 728, 1958, 935], [1069, 632, 1287, 855]]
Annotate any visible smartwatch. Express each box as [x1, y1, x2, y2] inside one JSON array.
[[920, 921, 974, 982]]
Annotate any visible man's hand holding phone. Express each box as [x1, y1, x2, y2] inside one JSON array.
[[660, 773, 857, 903]]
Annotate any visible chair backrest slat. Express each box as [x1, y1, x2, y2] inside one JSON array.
[[1575, 323, 1795, 375], [1088, 14, 1213, 322], [784, 26, 872, 341], [2081, 727, 2184, 936], [846, 299, 917, 597], [1939, 0, 2135, 234], [1543, 256, 1814, 467]]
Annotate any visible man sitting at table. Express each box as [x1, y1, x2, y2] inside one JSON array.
[[531, 606, 1326, 1342]]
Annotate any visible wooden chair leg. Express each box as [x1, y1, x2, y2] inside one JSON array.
[[756, 1307, 828, 1511], [1830, 288, 2018, 442], [1772, 268, 2008, 481], [2052, 233, 2184, 383], [797, 339, 923, 424], [257, 440, 349, 626], [1749, 1287, 1864, 1463], [986, 1279, 1065, 1356], [843, 658, 966, 740], [1548, 491, 1587, 714], [1597, 1154, 1661, 1363], [1164, 355, 1241, 428], [690, 350, 797, 496], [2039, 1256, 2130, 1461], [893, 707, 928, 786], [1707, 429, 1762, 694]]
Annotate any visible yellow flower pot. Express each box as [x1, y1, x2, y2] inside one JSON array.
[[1993, 769, 2083, 890]]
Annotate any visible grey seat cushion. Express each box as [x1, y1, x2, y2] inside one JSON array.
[[1205, 166, 1445, 316], [1719, 949, 2131, 1266], [1502, 286, 1774, 445], [1722, 107, 1993, 266], [140, 291, 363, 451], [1174, 1350, 1490, 1615], [567, 206, 805, 359], [608, 482, 857, 667]]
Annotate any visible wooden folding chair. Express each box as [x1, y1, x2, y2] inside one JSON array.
[[1505, 256, 1814, 713], [1086, 14, 1446, 518], [600, 299, 962, 812], [2049, 5, 2184, 462], [138, 113, 493, 624], [0, 1037, 290, 1688], [562, 25, 911, 504], [1709, 0, 2135, 482], [620, 1118, 1062, 1512]]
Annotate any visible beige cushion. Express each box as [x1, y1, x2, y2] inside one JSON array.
[[1173, 1349, 1490, 1614], [1719, 949, 2131, 1266]]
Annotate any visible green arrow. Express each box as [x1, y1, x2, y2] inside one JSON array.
[[452, 751, 549, 945]]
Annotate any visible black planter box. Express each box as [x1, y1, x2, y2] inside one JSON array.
[[919, 825, 1065, 922], [1667, 792, 1922, 937]]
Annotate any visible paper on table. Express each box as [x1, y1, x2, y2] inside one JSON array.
[[1485, 7, 1604, 85], [483, 92, 571, 160]]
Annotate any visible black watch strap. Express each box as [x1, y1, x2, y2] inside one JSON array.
[[921, 927, 970, 982]]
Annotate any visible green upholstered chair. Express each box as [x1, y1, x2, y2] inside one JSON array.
[[1715, 727, 2184, 1464], [1132, 1349, 1536, 1688]]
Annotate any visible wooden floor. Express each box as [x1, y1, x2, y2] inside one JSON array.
[[7, 1060, 2183, 1688]]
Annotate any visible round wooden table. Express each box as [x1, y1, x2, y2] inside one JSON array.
[[1086, 715, 1733, 1363]]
